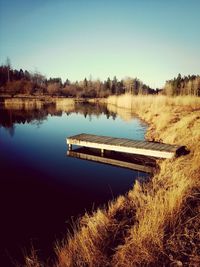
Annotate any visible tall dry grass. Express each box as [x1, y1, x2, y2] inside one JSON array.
[[3, 97, 76, 112], [55, 98, 75, 112], [4, 98, 44, 110], [26, 95, 200, 266]]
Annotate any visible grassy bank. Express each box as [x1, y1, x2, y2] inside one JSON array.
[[25, 95, 200, 267]]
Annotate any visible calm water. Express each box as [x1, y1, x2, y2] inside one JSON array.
[[0, 101, 148, 266]]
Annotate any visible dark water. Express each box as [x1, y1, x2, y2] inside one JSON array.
[[0, 101, 148, 266]]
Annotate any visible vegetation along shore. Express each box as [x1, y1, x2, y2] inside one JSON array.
[[21, 95, 200, 267]]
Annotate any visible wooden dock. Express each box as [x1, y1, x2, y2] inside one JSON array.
[[67, 147, 155, 173], [66, 133, 184, 159]]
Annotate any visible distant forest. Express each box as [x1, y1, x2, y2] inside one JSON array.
[[0, 59, 199, 97], [163, 73, 200, 96], [0, 60, 156, 97]]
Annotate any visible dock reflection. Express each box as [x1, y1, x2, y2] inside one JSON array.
[[67, 147, 157, 173]]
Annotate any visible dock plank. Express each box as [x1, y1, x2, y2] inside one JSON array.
[[67, 133, 183, 159]]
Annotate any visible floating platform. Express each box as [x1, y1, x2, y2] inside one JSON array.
[[66, 133, 185, 159]]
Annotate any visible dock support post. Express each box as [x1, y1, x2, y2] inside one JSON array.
[[68, 144, 72, 150]]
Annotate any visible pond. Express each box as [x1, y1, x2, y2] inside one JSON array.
[[0, 99, 149, 266]]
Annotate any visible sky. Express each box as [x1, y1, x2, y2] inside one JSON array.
[[0, 0, 200, 88]]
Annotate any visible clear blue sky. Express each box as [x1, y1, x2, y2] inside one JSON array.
[[0, 0, 200, 88]]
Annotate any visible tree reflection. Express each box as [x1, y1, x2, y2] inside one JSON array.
[[0, 99, 117, 136]]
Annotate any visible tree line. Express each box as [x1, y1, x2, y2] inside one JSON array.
[[0, 60, 155, 97], [1, 59, 199, 97], [163, 74, 200, 96]]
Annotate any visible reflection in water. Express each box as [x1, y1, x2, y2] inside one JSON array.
[[0, 98, 117, 136], [106, 103, 135, 122], [67, 147, 156, 174]]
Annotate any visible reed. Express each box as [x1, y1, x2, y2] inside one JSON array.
[[4, 98, 43, 110], [55, 98, 75, 112]]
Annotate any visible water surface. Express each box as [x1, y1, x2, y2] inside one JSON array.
[[0, 100, 148, 266]]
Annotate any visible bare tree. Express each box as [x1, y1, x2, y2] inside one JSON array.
[[32, 71, 46, 86], [123, 77, 134, 93], [6, 57, 11, 82]]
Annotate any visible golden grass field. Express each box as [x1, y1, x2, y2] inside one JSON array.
[[25, 95, 200, 267]]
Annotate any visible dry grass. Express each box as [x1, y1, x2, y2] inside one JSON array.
[[4, 98, 44, 110], [4, 97, 76, 112], [26, 95, 200, 267], [55, 98, 75, 112]]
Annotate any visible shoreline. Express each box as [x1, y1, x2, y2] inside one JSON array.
[[0, 94, 102, 102]]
